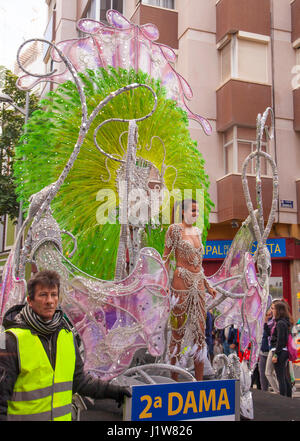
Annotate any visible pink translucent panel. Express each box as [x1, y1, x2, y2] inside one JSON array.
[[0, 248, 26, 324], [60, 248, 169, 380], [208, 225, 270, 370], [16, 10, 212, 135]]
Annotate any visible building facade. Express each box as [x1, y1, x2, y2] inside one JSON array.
[[10, 0, 299, 320]]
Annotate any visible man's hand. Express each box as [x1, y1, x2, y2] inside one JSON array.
[[105, 384, 132, 407], [117, 386, 131, 407]]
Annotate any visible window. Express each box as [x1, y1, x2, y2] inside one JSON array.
[[224, 127, 269, 175], [238, 38, 268, 83], [292, 48, 300, 90], [296, 47, 300, 66], [87, 0, 96, 18], [43, 4, 56, 60], [141, 0, 175, 9], [100, 0, 123, 20], [220, 39, 231, 83], [237, 141, 268, 175], [219, 32, 269, 85], [269, 277, 283, 300], [86, 0, 123, 21]]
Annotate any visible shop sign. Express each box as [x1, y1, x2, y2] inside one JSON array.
[[204, 238, 286, 259], [124, 379, 239, 421]]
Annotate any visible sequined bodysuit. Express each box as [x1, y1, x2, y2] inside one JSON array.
[[163, 223, 215, 363]]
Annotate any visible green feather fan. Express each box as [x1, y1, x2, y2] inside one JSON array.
[[14, 67, 213, 280]]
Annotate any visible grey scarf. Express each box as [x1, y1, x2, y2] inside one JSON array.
[[20, 303, 63, 336]]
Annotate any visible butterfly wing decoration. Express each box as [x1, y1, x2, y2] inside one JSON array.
[[207, 216, 271, 370], [33, 232, 169, 380], [0, 245, 26, 325]]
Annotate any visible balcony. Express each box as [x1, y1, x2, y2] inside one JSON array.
[[293, 87, 300, 131], [131, 3, 178, 49], [217, 173, 274, 223], [297, 179, 300, 224], [216, 79, 272, 132], [216, 0, 271, 43], [291, 0, 300, 46]]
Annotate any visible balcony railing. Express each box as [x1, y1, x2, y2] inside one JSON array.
[[217, 173, 274, 223], [131, 3, 178, 49], [293, 87, 300, 131], [216, 0, 271, 43], [216, 79, 272, 132], [291, 0, 300, 46]]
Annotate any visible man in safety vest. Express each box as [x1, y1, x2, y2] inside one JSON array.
[[0, 270, 131, 421]]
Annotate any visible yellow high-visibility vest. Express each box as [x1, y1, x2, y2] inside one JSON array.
[[6, 327, 75, 421]]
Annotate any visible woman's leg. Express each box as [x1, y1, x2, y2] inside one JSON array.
[[274, 351, 289, 396], [169, 326, 184, 381], [285, 363, 293, 398], [193, 343, 208, 381], [258, 355, 269, 391], [169, 294, 186, 381], [194, 360, 204, 381], [265, 350, 279, 393], [169, 274, 188, 381]]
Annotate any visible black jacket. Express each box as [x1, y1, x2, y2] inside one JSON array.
[[221, 326, 238, 346], [260, 319, 274, 353], [270, 316, 291, 356], [0, 304, 124, 421]]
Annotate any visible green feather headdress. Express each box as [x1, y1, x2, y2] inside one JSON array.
[[14, 67, 213, 280]]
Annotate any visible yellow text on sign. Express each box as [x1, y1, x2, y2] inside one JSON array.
[[138, 388, 230, 419]]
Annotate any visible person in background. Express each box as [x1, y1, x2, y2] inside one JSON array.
[[265, 299, 280, 394], [213, 332, 224, 358], [0, 270, 131, 421], [280, 299, 296, 392], [270, 301, 293, 397], [258, 307, 273, 391], [221, 325, 238, 356], [250, 363, 261, 389], [205, 310, 214, 363]]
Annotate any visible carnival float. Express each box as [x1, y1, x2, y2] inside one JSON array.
[[0, 10, 279, 420]]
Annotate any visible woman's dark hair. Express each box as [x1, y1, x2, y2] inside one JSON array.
[[27, 270, 60, 300], [273, 301, 291, 325], [280, 298, 294, 325]]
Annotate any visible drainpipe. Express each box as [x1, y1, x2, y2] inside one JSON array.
[[270, 0, 280, 225]]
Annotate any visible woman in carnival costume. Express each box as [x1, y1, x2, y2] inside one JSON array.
[[163, 199, 216, 381]]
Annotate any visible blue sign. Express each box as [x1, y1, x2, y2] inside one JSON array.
[[280, 200, 294, 209], [204, 240, 232, 259], [203, 238, 286, 259], [125, 380, 239, 421]]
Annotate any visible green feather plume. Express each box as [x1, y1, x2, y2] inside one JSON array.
[[14, 67, 213, 280]]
